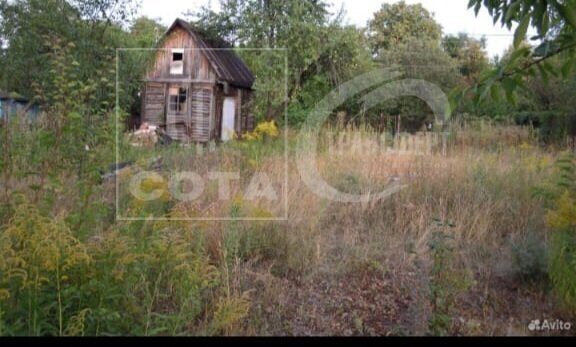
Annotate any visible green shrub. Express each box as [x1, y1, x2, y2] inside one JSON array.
[[515, 111, 576, 145], [427, 219, 473, 336], [535, 152, 576, 309], [510, 231, 548, 284]]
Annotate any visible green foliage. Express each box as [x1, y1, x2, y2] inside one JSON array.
[[0, 200, 228, 335], [537, 112, 576, 145], [367, 0, 442, 54], [454, 43, 576, 132], [549, 224, 576, 308], [190, 0, 374, 124], [0, 200, 90, 335], [129, 16, 167, 48], [363, 1, 464, 131], [442, 33, 490, 83], [458, 0, 576, 107], [533, 152, 576, 309], [0, 0, 149, 118], [0, 0, 137, 100], [374, 38, 461, 131], [211, 294, 250, 335], [0, 0, 79, 93], [510, 230, 549, 283], [428, 219, 472, 336]]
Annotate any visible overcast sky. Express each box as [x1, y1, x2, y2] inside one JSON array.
[[139, 0, 525, 59]]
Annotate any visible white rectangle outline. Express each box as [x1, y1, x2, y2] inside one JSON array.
[[115, 48, 289, 221]]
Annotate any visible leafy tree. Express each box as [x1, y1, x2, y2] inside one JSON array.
[[0, 0, 138, 107], [455, 0, 576, 106], [375, 38, 461, 131], [130, 16, 166, 48], [291, 23, 374, 126], [363, 1, 460, 131], [510, 46, 576, 113], [69, 0, 138, 24], [367, 0, 442, 54], [464, 1, 576, 309], [0, 0, 78, 94], [183, 0, 246, 45], [189, 0, 373, 123], [442, 33, 490, 83]]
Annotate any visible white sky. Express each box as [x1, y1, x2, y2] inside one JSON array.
[[138, 0, 527, 59]]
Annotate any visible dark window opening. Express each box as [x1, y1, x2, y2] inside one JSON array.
[[168, 86, 188, 114], [171, 49, 184, 74], [172, 52, 183, 61]]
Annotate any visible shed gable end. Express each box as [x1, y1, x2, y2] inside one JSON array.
[[146, 26, 217, 82]]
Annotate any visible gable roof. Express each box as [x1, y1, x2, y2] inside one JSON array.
[[165, 18, 255, 89]]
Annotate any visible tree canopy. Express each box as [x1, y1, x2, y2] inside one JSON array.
[[0, 0, 139, 103], [442, 33, 489, 83], [367, 0, 442, 54], [1, 0, 574, 131], [189, 0, 373, 123], [456, 0, 576, 107]]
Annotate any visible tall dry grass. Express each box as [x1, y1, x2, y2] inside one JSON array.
[[219, 125, 564, 335], [2, 123, 572, 336]]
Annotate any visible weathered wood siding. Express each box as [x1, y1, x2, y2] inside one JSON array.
[[166, 124, 189, 143], [146, 27, 217, 82], [143, 26, 218, 143], [142, 24, 253, 143], [189, 87, 212, 142], [240, 89, 255, 133], [233, 88, 256, 136], [142, 82, 166, 125], [213, 86, 224, 140], [165, 83, 189, 143], [212, 86, 254, 140]]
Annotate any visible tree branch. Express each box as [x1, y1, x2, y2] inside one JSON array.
[[499, 41, 576, 82]]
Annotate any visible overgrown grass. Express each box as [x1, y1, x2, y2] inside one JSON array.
[[1, 122, 575, 335]]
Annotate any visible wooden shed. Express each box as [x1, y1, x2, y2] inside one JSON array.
[[0, 90, 40, 126], [141, 18, 256, 143]]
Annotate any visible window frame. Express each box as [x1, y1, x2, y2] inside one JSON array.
[[170, 48, 184, 75], [168, 85, 188, 115]]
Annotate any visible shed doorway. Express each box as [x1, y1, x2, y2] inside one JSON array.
[[221, 97, 236, 141], [166, 84, 189, 142]]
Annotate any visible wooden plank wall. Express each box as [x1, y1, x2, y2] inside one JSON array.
[[240, 89, 255, 133], [165, 85, 188, 143], [166, 124, 189, 143], [142, 82, 166, 125], [189, 87, 212, 142], [141, 27, 254, 143], [214, 86, 224, 140], [212, 86, 255, 141], [146, 27, 217, 82], [231, 87, 241, 135], [143, 82, 253, 143]]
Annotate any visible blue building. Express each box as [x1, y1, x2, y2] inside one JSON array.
[[0, 90, 40, 125]]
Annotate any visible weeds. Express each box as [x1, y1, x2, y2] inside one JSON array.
[[0, 117, 572, 335], [510, 229, 548, 284], [544, 153, 576, 309], [427, 219, 472, 336]]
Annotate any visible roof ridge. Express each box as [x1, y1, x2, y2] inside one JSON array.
[[164, 18, 255, 89]]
